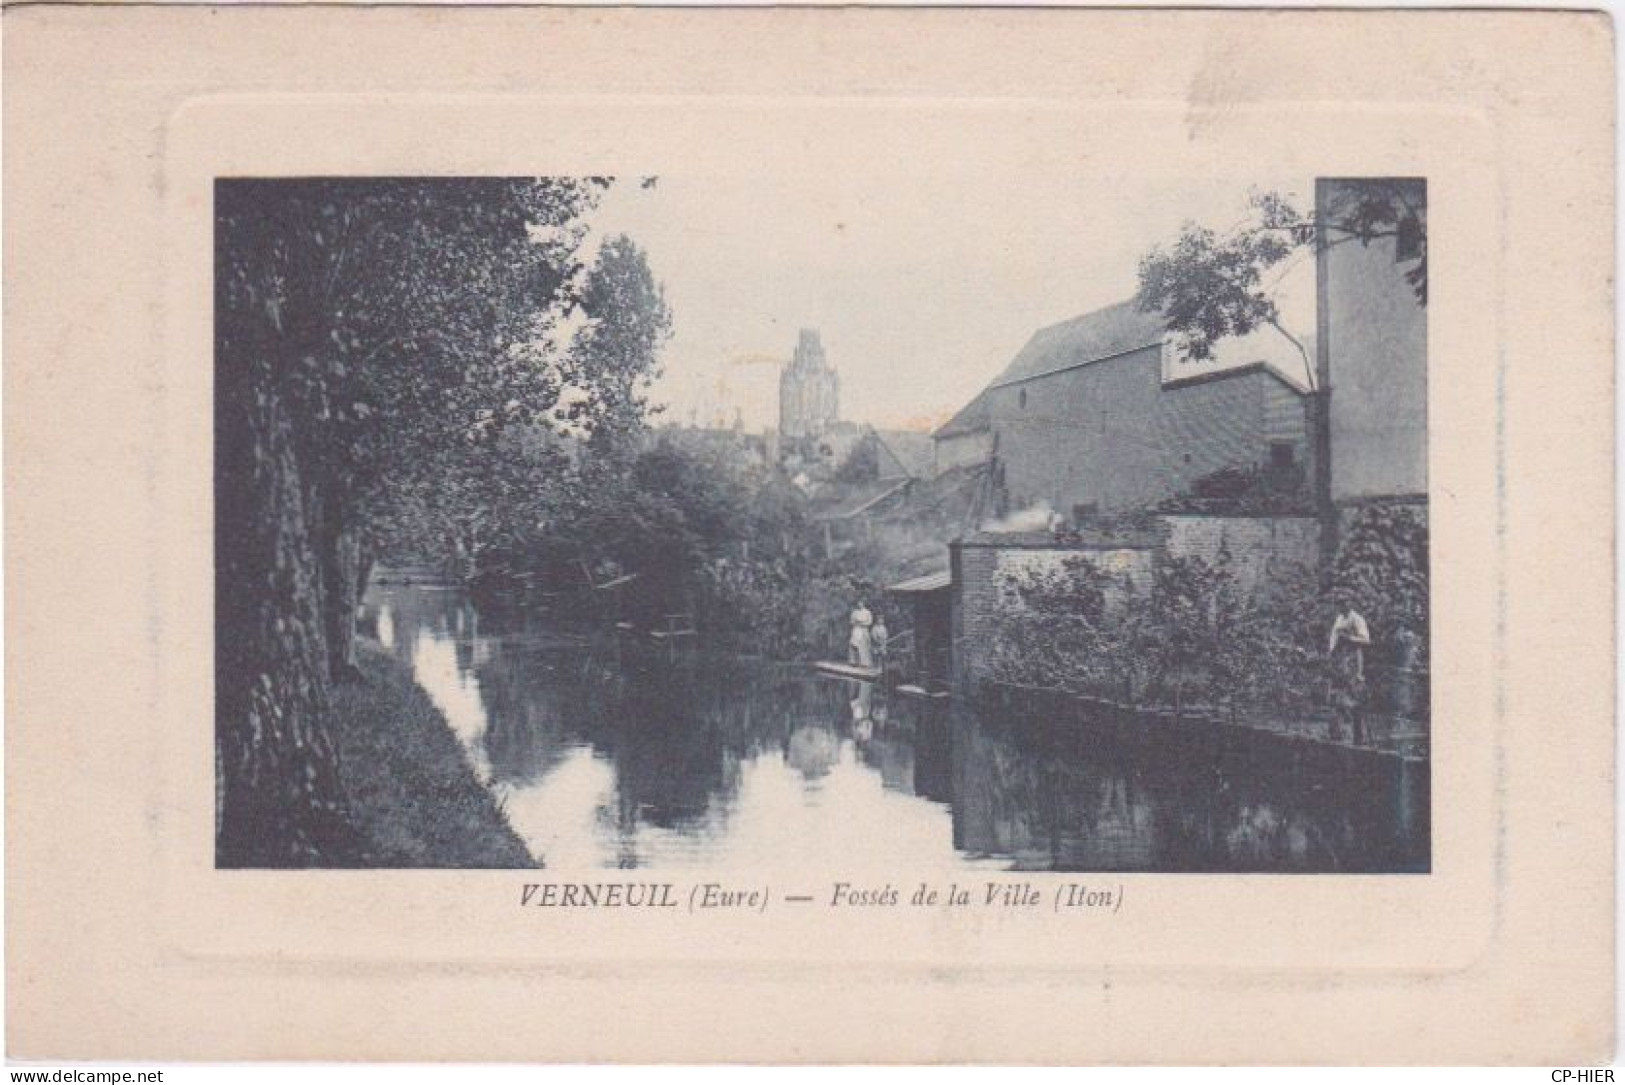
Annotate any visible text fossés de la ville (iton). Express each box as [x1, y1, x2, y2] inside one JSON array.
[[518, 881, 1125, 915]]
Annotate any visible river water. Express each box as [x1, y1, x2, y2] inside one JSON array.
[[362, 584, 1428, 872]]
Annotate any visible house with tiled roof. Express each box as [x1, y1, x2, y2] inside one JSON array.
[[932, 299, 1314, 523]]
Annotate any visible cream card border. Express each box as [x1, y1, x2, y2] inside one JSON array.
[[5, 6, 1613, 1064]]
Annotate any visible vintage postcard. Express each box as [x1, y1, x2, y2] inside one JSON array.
[[5, 4, 1614, 1065]]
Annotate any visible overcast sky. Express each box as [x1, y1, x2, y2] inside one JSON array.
[[581, 173, 1316, 434]]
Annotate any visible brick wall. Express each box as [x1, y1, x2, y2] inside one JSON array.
[[952, 520, 1320, 687], [992, 547, 1155, 605], [950, 541, 999, 686], [1160, 515, 1320, 594]]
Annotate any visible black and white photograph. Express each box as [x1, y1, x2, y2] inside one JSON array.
[[215, 173, 1429, 872], [209, 173, 1430, 877]]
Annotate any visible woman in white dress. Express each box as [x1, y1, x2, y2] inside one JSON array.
[[848, 600, 874, 668]]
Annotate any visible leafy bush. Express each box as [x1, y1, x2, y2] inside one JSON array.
[[985, 549, 1332, 718], [985, 555, 1138, 697], [1330, 503, 1429, 661], [695, 557, 803, 656], [691, 554, 903, 661], [1153, 463, 1312, 516], [1230, 560, 1328, 718]]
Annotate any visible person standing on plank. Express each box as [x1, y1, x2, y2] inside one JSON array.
[[849, 600, 875, 668]]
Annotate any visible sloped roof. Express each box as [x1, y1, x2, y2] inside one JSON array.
[[808, 477, 912, 521], [888, 570, 952, 593], [874, 430, 936, 478], [933, 391, 993, 439], [932, 300, 1316, 440], [932, 301, 1166, 439], [989, 300, 1167, 388], [1162, 358, 1313, 397]]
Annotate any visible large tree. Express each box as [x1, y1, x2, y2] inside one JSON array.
[[567, 234, 672, 455], [1135, 180, 1428, 389], [214, 178, 609, 864], [1135, 181, 1427, 539], [364, 234, 671, 589]]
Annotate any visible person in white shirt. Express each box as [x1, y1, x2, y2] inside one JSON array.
[[1328, 602, 1372, 744], [1328, 606, 1371, 679]]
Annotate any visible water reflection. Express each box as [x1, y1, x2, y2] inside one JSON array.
[[363, 586, 1428, 872]]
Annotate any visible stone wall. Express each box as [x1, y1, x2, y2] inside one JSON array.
[[951, 519, 1320, 687], [951, 536, 1157, 685], [1160, 515, 1320, 594]]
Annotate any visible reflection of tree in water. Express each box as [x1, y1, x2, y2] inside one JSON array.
[[604, 661, 878, 821], [1184, 751, 1422, 872], [786, 725, 840, 780], [950, 713, 1150, 870], [784, 679, 862, 781], [360, 587, 482, 673], [857, 733, 914, 793], [593, 658, 734, 828], [950, 703, 1426, 872], [359, 587, 1425, 872], [1173, 739, 1419, 871], [909, 704, 955, 805], [473, 643, 862, 833], [474, 645, 604, 787]]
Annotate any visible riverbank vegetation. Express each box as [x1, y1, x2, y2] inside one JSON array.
[[327, 645, 534, 868], [984, 504, 1430, 732], [216, 178, 673, 865], [216, 177, 889, 865], [384, 428, 908, 661]]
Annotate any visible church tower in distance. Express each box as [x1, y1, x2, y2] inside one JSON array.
[[778, 329, 840, 438]]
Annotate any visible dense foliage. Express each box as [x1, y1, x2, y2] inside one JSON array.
[[1329, 503, 1430, 667], [984, 548, 1405, 726], [215, 178, 658, 864], [570, 235, 673, 454], [1152, 463, 1313, 517], [366, 230, 672, 582]]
